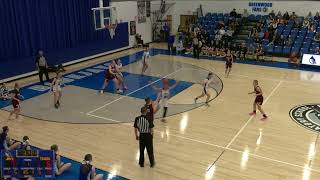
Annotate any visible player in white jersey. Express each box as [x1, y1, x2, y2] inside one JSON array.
[[194, 72, 213, 105], [141, 47, 150, 75], [115, 59, 127, 92], [51, 71, 64, 109], [150, 78, 179, 122]]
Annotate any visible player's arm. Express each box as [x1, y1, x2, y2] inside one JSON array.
[[148, 81, 161, 91], [134, 118, 139, 140], [231, 53, 234, 62]]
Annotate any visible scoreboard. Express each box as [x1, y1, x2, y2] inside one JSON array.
[[1, 149, 55, 179]]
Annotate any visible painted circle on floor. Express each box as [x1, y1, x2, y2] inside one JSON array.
[[3, 56, 223, 124], [289, 104, 320, 132]]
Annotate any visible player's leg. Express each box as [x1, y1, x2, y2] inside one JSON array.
[[205, 92, 211, 104], [54, 91, 58, 108], [100, 79, 109, 93], [249, 101, 257, 115], [161, 106, 168, 122], [195, 92, 205, 103], [257, 103, 267, 119], [57, 91, 62, 106], [15, 107, 20, 119]]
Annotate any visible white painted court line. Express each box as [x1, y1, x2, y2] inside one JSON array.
[[86, 68, 183, 117], [226, 80, 283, 148], [206, 80, 283, 171], [87, 113, 121, 123]]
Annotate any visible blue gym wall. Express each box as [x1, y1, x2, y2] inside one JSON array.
[[0, 0, 129, 80]]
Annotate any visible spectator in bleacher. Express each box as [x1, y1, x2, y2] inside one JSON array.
[[302, 19, 310, 28], [239, 43, 248, 60], [315, 47, 320, 55], [36, 50, 50, 84], [306, 12, 313, 20], [288, 52, 300, 65], [309, 24, 316, 32], [0, 126, 20, 151], [78, 154, 103, 180], [314, 32, 320, 42], [275, 34, 285, 46], [247, 44, 255, 57], [0, 83, 9, 101], [269, 10, 275, 19], [285, 37, 293, 47], [270, 19, 279, 31], [50, 144, 72, 176], [230, 9, 237, 18], [276, 11, 282, 20], [242, 9, 249, 23], [255, 45, 264, 61], [314, 12, 320, 21], [283, 12, 290, 22], [290, 12, 297, 20]]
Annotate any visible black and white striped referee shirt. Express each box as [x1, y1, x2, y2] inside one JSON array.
[[134, 115, 154, 133]]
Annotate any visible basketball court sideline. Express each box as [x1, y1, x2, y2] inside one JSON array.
[[1, 45, 320, 180]]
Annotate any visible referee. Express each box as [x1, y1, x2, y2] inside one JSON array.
[[134, 106, 155, 168]]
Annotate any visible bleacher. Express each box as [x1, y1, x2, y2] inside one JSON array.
[[195, 12, 320, 57]]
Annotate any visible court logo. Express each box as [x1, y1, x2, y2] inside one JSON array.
[[290, 104, 320, 132], [309, 56, 316, 64]]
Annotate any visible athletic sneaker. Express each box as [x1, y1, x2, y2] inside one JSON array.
[[99, 90, 104, 94], [194, 98, 198, 103], [117, 89, 123, 94], [249, 112, 256, 116], [261, 114, 268, 120]]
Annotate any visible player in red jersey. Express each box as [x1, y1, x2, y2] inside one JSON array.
[[8, 83, 23, 120], [100, 60, 120, 94], [224, 49, 233, 78], [248, 80, 267, 120]]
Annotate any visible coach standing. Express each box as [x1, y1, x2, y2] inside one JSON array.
[[36, 50, 49, 84], [134, 107, 155, 168]]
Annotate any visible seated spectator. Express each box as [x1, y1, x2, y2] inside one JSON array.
[[0, 83, 9, 101], [242, 9, 249, 23], [274, 35, 285, 46], [306, 12, 313, 21], [285, 38, 293, 46], [255, 45, 264, 61], [247, 44, 255, 56], [230, 9, 237, 18], [302, 19, 310, 28], [309, 24, 316, 32], [269, 10, 275, 19], [239, 43, 248, 60], [288, 52, 300, 65], [50, 144, 72, 176], [19, 136, 31, 150], [314, 12, 320, 21], [290, 12, 297, 20], [276, 11, 282, 20], [283, 12, 290, 21], [79, 154, 103, 180], [314, 32, 320, 42], [0, 126, 20, 151]]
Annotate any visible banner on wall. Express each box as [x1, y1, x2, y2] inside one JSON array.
[[130, 21, 136, 35], [248, 2, 272, 14], [137, 0, 146, 23], [146, 0, 151, 17], [302, 54, 320, 66]]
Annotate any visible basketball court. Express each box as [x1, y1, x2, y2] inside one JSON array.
[[1, 44, 320, 179]]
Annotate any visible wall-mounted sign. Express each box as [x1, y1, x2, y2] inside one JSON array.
[[248, 2, 272, 14]]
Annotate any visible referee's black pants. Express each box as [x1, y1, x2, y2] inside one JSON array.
[[39, 66, 49, 84], [139, 133, 155, 166]]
